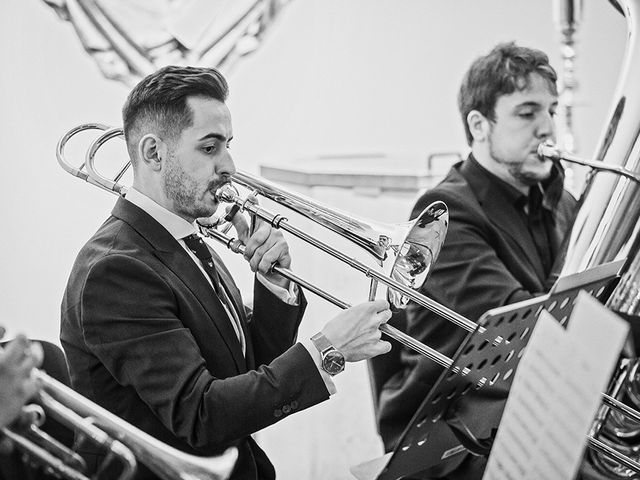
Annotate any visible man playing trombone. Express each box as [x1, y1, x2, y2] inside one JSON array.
[[60, 65, 392, 480], [376, 42, 578, 478]]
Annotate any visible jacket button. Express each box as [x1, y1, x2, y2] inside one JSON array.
[[282, 404, 291, 414], [274, 409, 282, 418]]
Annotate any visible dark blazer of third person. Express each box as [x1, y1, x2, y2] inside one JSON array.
[[377, 154, 577, 451]]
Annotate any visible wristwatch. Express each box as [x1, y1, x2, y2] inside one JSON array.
[[310, 332, 345, 376]]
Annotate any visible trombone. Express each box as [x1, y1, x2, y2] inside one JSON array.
[[58, 123, 487, 370], [0, 348, 238, 480]]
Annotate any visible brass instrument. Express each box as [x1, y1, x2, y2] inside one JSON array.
[[553, 0, 583, 154], [0, 347, 238, 480], [538, 0, 640, 476], [57, 123, 486, 370], [538, 141, 640, 185]]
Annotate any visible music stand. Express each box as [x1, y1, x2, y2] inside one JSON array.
[[376, 260, 623, 480]]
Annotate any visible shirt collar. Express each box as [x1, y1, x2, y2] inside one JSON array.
[[467, 154, 525, 206], [467, 153, 565, 213], [125, 188, 197, 240]]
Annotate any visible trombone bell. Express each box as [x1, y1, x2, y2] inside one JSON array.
[[387, 201, 448, 308]]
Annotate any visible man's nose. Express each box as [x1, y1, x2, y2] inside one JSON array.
[[536, 111, 556, 139], [216, 150, 236, 177]]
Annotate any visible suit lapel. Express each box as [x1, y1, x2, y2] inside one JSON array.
[[111, 197, 247, 372], [210, 250, 255, 369], [458, 160, 547, 282]]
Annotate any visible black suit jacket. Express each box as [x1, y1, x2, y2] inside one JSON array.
[[60, 197, 329, 480], [377, 158, 577, 463]]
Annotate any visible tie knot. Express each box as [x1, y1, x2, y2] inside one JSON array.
[[182, 233, 222, 295], [182, 234, 210, 260], [183, 233, 202, 243]]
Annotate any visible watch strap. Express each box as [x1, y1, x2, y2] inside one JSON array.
[[310, 332, 333, 353]]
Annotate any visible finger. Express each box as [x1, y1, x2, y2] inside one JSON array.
[[257, 247, 281, 275], [371, 329, 383, 342], [28, 342, 44, 369], [230, 210, 251, 243], [370, 299, 390, 313], [20, 378, 40, 402], [376, 340, 392, 355], [0, 335, 30, 363], [377, 308, 392, 324], [244, 224, 272, 266]]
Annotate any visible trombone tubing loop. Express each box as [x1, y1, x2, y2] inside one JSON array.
[[230, 193, 477, 333], [201, 227, 453, 368]]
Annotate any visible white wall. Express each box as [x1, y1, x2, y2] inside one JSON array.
[[0, 0, 628, 478]]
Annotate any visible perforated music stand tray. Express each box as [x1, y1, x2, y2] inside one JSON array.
[[376, 260, 624, 480]]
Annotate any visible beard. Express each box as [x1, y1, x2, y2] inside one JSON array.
[[488, 133, 552, 186], [162, 154, 217, 221]]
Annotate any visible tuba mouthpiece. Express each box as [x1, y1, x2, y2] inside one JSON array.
[[537, 140, 561, 162]]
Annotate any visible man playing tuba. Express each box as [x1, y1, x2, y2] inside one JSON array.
[[376, 42, 578, 478]]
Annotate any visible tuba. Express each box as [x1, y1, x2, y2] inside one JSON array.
[[538, 0, 640, 476]]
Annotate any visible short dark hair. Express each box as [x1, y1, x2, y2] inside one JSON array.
[[122, 65, 229, 161], [458, 42, 558, 145]]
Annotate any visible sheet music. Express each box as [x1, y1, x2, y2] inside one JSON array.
[[483, 291, 629, 480]]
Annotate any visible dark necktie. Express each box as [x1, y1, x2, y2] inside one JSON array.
[[182, 233, 223, 295], [182, 233, 246, 354]]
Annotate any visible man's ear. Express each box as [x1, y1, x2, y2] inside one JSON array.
[[138, 134, 166, 171], [466, 110, 490, 143]]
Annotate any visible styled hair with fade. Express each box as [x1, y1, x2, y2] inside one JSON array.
[[458, 42, 558, 146], [122, 65, 229, 162]]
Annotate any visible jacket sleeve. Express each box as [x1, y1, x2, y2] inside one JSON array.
[[249, 278, 308, 367], [79, 253, 328, 451]]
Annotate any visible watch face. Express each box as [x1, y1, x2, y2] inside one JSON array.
[[322, 350, 345, 375]]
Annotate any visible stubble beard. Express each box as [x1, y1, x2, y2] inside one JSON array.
[[162, 154, 215, 221], [487, 134, 551, 187]]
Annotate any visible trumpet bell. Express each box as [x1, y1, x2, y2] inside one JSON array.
[[387, 201, 448, 308]]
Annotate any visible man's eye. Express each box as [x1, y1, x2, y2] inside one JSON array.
[[518, 112, 534, 119], [203, 144, 216, 154]]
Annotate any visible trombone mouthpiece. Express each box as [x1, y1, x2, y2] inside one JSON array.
[[215, 183, 239, 203]]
